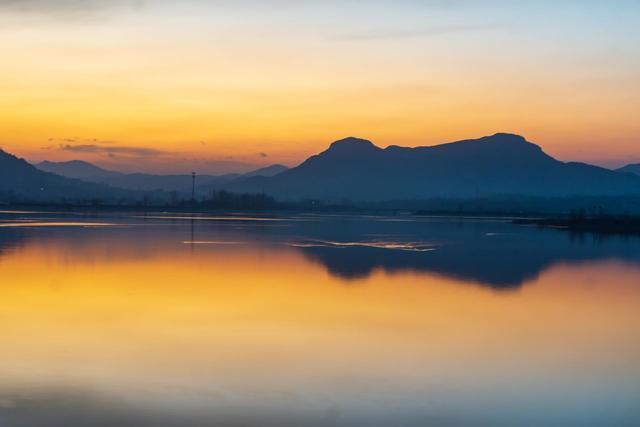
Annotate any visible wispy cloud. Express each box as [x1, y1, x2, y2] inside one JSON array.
[[336, 23, 501, 41], [46, 137, 116, 144], [59, 144, 167, 157]]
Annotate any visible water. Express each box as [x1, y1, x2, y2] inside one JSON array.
[[0, 211, 639, 426]]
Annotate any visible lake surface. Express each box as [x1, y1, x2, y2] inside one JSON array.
[[0, 211, 639, 426]]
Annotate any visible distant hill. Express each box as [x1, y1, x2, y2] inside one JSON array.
[[35, 160, 288, 192], [35, 160, 122, 181], [242, 164, 288, 178], [1, 149, 131, 202], [225, 133, 640, 201], [618, 164, 640, 176], [37, 160, 122, 180], [35, 160, 235, 192], [196, 165, 288, 192]]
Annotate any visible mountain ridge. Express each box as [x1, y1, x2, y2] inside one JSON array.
[[618, 164, 640, 176], [6, 134, 640, 203], [224, 133, 640, 200], [37, 160, 122, 180], [35, 160, 289, 192], [1, 149, 131, 202]]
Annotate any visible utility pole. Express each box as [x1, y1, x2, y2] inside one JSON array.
[[191, 171, 196, 205]]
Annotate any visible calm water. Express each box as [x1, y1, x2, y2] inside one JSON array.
[[0, 211, 639, 427]]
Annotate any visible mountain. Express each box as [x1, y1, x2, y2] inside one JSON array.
[[225, 133, 640, 201], [35, 160, 193, 191], [242, 164, 288, 178], [618, 164, 640, 176], [37, 160, 122, 180], [35, 160, 288, 192], [197, 165, 288, 192], [1, 149, 130, 202], [35, 160, 237, 192]]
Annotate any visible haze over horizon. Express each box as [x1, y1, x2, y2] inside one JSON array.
[[1, 0, 639, 173]]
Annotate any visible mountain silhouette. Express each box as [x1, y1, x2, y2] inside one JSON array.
[[37, 160, 122, 180], [242, 164, 289, 178], [36, 160, 238, 192], [618, 164, 640, 176], [1, 149, 129, 202], [225, 134, 640, 200], [36, 160, 288, 192]]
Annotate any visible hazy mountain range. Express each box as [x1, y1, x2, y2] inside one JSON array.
[[2, 133, 640, 204], [0, 149, 130, 201], [36, 160, 288, 192], [225, 133, 640, 200]]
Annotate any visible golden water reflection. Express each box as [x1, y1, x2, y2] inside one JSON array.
[[0, 216, 639, 426]]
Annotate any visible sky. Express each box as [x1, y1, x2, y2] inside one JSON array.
[[0, 0, 638, 173]]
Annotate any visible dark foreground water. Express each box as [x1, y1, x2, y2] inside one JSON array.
[[0, 210, 639, 427]]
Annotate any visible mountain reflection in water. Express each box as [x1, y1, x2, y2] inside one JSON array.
[[1, 211, 639, 427], [2, 212, 638, 290]]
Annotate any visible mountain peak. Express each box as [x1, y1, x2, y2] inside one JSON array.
[[483, 133, 529, 143], [327, 137, 379, 153], [471, 133, 545, 156]]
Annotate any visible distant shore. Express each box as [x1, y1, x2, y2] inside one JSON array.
[[2, 204, 640, 236], [513, 216, 640, 235], [0, 203, 603, 219]]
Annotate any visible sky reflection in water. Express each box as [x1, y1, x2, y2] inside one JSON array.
[[0, 212, 639, 426]]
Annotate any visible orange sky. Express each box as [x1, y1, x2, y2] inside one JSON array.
[[0, 1, 638, 173]]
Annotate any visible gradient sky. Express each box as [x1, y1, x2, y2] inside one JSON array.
[[0, 0, 638, 173]]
